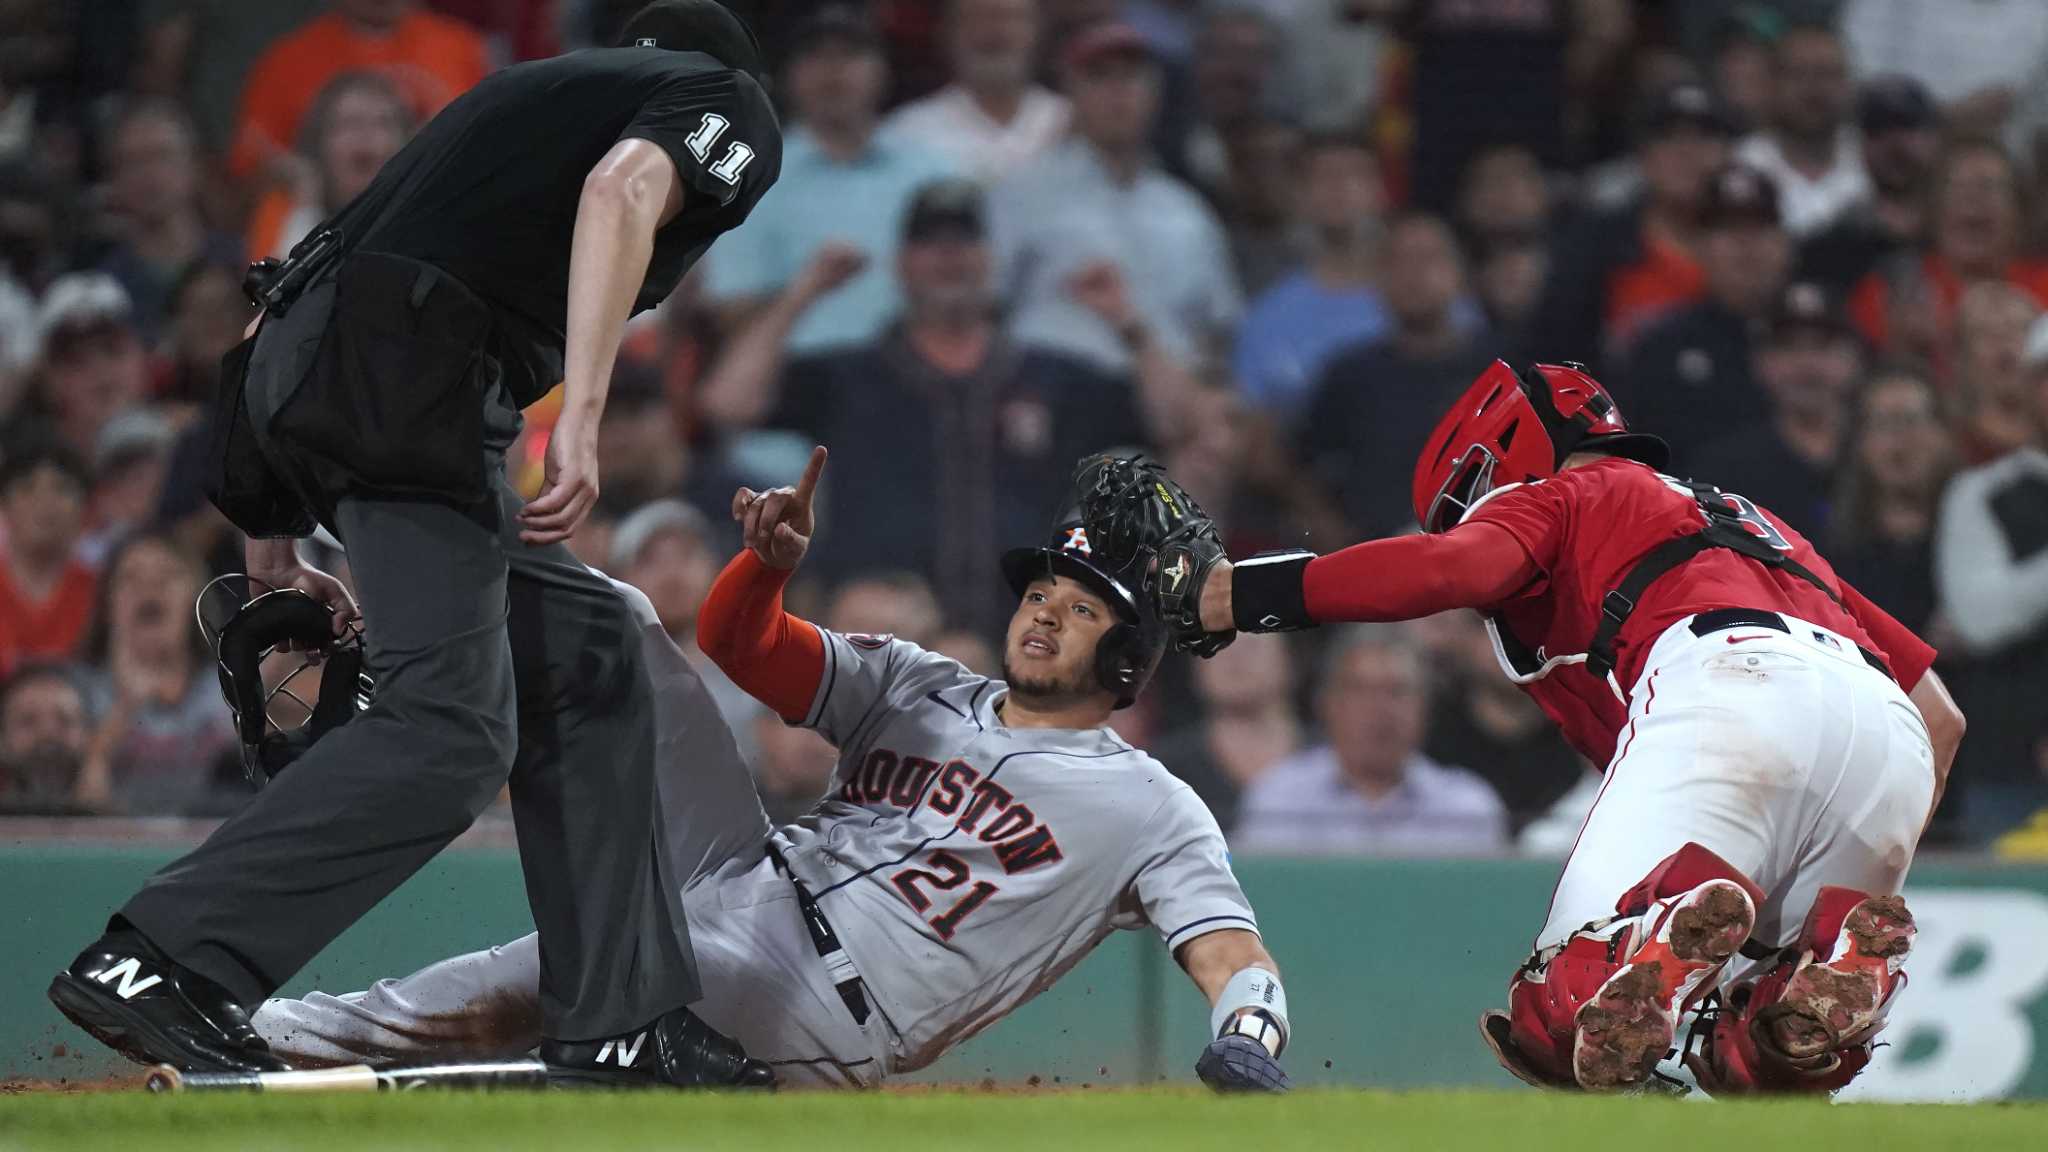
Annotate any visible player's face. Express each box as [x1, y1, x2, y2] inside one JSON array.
[[1002, 576, 1116, 704]]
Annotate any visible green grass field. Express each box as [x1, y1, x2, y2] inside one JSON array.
[[2, 1089, 2044, 1152]]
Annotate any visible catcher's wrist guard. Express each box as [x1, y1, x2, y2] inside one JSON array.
[[1229, 550, 1316, 633]]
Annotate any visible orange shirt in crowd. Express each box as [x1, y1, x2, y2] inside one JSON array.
[[230, 9, 489, 179], [0, 559, 97, 679], [1847, 253, 2048, 357], [1604, 229, 1706, 353]]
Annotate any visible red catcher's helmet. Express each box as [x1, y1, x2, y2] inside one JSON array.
[[1411, 361, 1669, 533]]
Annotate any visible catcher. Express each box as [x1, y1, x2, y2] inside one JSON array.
[[251, 448, 1292, 1091], [1078, 362, 1964, 1094]]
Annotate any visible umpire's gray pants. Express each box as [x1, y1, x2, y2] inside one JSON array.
[[119, 284, 695, 1042], [252, 591, 891, 1086]]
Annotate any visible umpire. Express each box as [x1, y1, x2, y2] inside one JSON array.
[[48, 1, 781, 1089]]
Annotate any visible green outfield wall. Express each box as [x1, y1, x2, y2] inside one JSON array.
[[4, 836, 2042, 1101]]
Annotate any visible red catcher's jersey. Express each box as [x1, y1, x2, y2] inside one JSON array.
[[1465, 458, 1936, 705]]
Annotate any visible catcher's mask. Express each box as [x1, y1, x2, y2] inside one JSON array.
[[196, 575, 370, 789], [1000, 518, 1165, 710], [1411, 361, 1670, 533]]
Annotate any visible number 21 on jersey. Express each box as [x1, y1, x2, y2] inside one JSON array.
[[683, 113, 754, 185], [891, 851, 998, 941]]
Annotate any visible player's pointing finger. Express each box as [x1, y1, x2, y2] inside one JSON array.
[[794, 446, 828, 504]]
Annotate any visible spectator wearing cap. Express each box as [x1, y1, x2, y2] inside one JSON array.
[[1798, 75, 1942, 294], [988, 21, 1241, 374], [701, 5, 955, 353], [229, 0, 487, 187], [1232, 623, 1507, 856], [1841, 0, 2048, 142], [701, 177, 1165, 637], [0, 662, 92, 815], [611, 497, 764, 755], [1523, 82, 1735, 374], [1616, 164, 1791, 466], [1934, 311, 2048, 841], [1734, 21, 1868, 238], [1691, 280, 1866, 538], [82, 409, 177, 569], [93, 100, 242, 343], [1829, 369, 1955, 640], [0, 439, 95, 680], [1298, 212, 1492, 540], [881, 0, 1069, 183], [29, 274, 150, 461]]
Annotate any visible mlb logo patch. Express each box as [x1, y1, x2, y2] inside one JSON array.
[[1810, 631, 1842, 651], [636, 36, 659, 47]]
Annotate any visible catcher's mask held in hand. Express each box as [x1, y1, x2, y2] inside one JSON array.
[[196, 574, 370, 788]]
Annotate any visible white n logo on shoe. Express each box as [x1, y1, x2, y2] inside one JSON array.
[[90, 957, 163, 999], [595, 1032, 647, 1067]]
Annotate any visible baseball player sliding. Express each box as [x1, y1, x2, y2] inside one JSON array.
[[1085, 361, 1964, 1095], [254, 448, 1291, 1091]]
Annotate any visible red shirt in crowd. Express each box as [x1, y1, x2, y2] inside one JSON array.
[[1847, 252, 2048, 359], [0, 557, 97, 679]]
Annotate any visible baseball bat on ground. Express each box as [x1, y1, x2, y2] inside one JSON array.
[[145, 1059, 549, 1093]]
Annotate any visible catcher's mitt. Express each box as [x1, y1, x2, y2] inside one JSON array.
[[1071, 455, 1234, 657]]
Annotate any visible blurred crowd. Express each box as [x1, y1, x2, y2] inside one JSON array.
[[3, 0, 2048, 858]]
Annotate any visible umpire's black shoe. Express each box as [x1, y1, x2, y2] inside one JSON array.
[[48, 933, 289, 1073], [541, 1007, 775, 1090]]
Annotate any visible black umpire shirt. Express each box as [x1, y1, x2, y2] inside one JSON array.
[[325, 47, 782, 406]]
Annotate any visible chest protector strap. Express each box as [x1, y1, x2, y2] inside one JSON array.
[[1583, 481, 1842, 680]]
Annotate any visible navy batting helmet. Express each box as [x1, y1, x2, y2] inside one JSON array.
[[1000, 519, 1165, 709]]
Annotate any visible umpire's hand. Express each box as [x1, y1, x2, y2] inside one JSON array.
[[520, 411, 600, 545], [733, 446, 826, 570]]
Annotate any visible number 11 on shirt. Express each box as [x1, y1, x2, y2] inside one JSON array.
[[684, 113, 754, 185]]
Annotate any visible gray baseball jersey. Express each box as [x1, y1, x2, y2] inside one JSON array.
[[771, 629, 1258, 1071]]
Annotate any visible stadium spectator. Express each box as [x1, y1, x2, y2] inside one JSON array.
[[1212, 111, 1304, 300], [1173, 4, 1287, 198], [930, 628, 997, 676], [0, 663, 91, 815], [882, 0, 1069, 183], [82, 410, 176, 568], [31, 274, 149, 461], [1524, 82, 1735, 372], [0, 438, 95, 679], [248, 71, 414, 261], [229, 0, 487, 184], [1616, 164, 1790, 466], [1706, 5, 1779, 134], [1458, 145, 1554, 353], [1150, 632, 1300, 834], [749, 708, 838, 826], [1828, 370, 1954, 638], [700, 179, 1163, 636], [1848, 139, 2048, 373], [74, 531, 236, 816], [1232, 131, 1388, 416], [1421, 611, 1588, 832], [1953, 283, 2044, 465], [94, 100, 239, 342], [1693, 281, 1865, 539], [1399, 0, 1570, 214], [990, 21, 1240, 373], [1799, 76, 1941, 294], [701, 5, 954, 352], [1233, 623, 1507, 856], [425, 0, 561, 63], [1299, 213, 1491, 539], [1934, 314, 2048, 842], [1734, 21, 1866, 238], [160, 259, 249, 410], [825, 572, 945, 648], [1840, 0, 2048, 140]]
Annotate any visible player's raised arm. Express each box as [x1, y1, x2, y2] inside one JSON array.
[[697, 447, 830, 721]]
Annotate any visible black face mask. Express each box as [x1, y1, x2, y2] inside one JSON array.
[[196, 576, 372, 790]]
